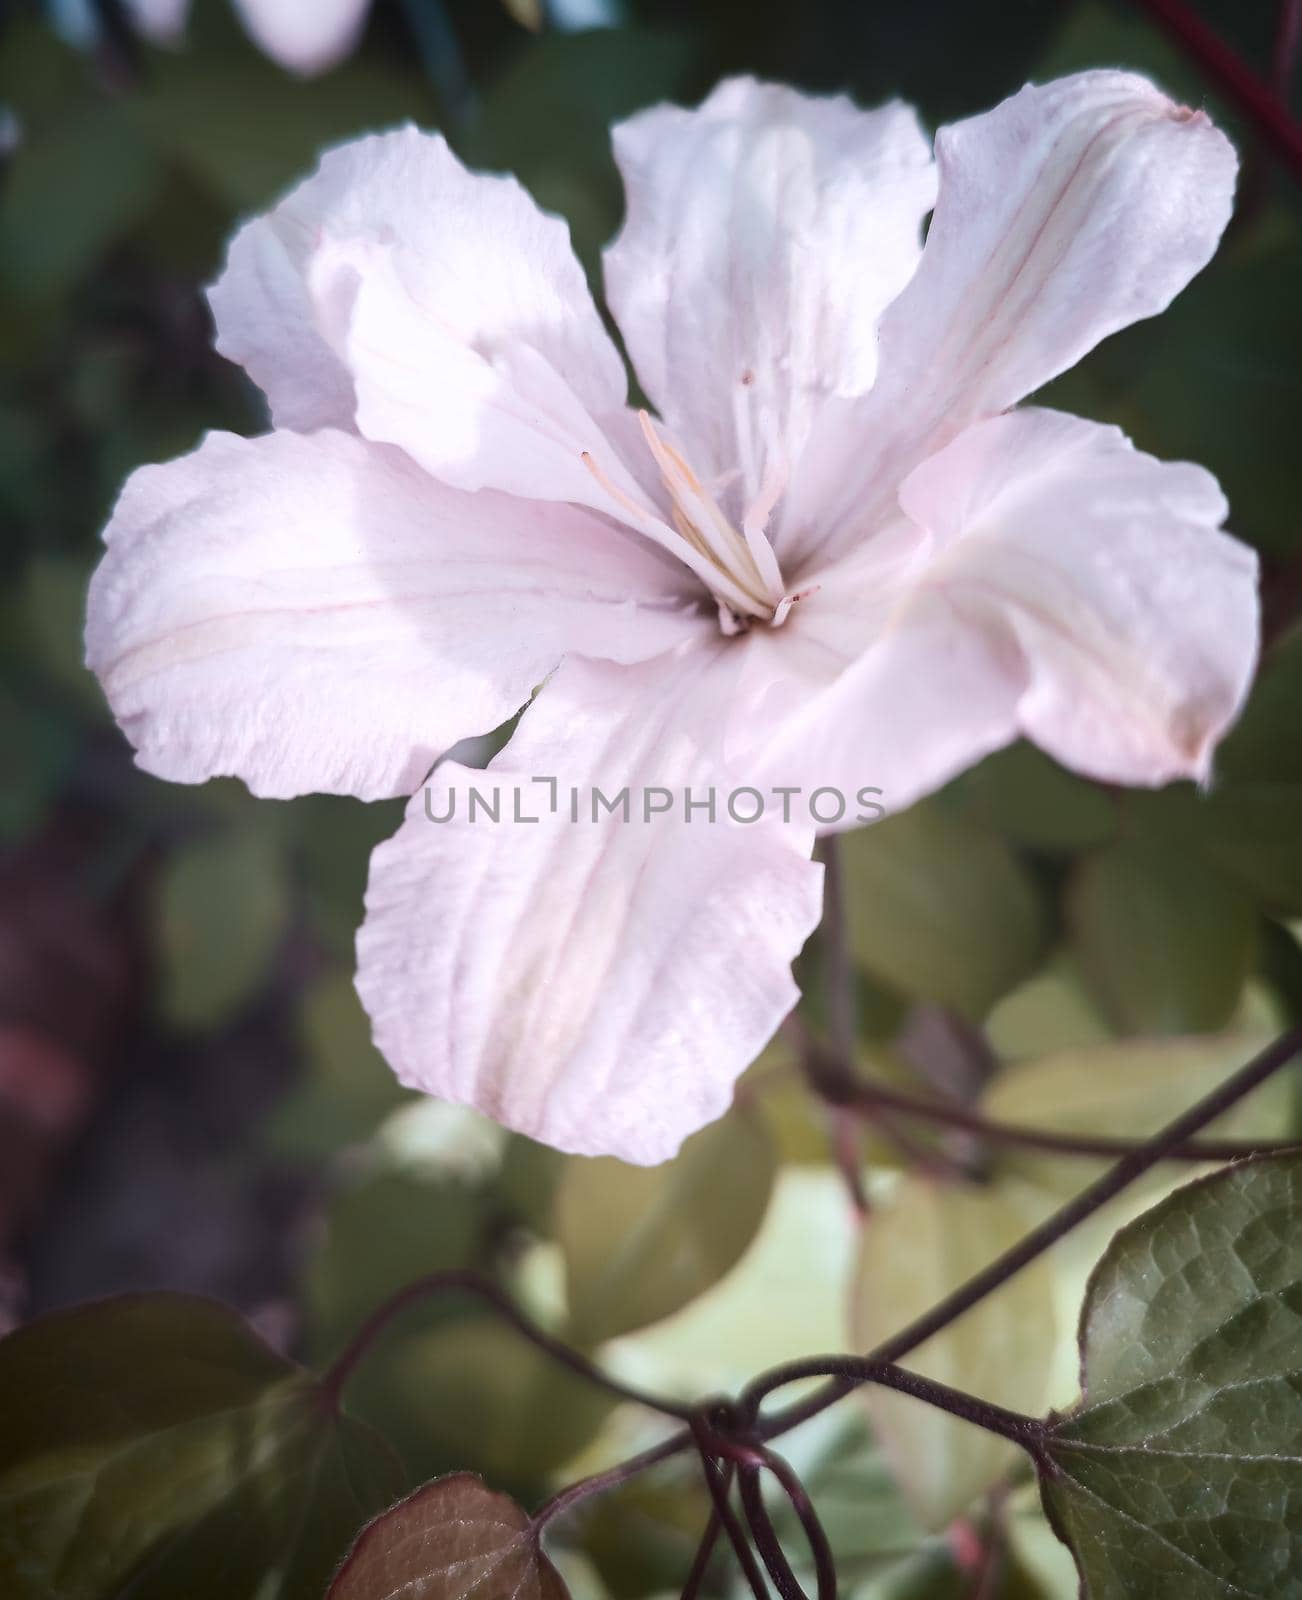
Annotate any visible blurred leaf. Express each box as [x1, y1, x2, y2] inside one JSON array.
[[387, 1316, 614, 1489], [327, 1474, 569, 1600], [0, 1294, 404, 1600], [0, 682, 77, 843], [0, 102, 163, 302], [850, 1174, 1060, 1531], [1007, 1490, 1082, 1600], [1129, 215, 1302, 559], [986, 956, 1113, 1060], [306, 1168, 486, 1367], [264, 973, 411, 1160], [1069, 836, 1254, 1034], [556, 1109, 775, 1344], [841, 802, 1047, 1019], [292, 793, 403, 957], [1216, 632, 1302, 785], [127, 48, 439, 211], [982, 1028, 1292, 1198], [1194, 785, 1302, 916], [604, 1167, 858, 1398], [15, 555, 103, 710], [156, 823, 289, 1027], [464, 28, 698, 269], [1040, 1155, 1302, 1597], [765, 1411, 927, 1586], [948, 742, 1118, 853]]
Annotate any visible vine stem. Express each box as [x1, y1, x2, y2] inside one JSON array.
[[319, 1267, 693, 1421], [754, 1026, 1302, 1440], [805, 1039, 1300, 1165], [1134, 0, 1302, 181], [531, 1431, 688, 1534]]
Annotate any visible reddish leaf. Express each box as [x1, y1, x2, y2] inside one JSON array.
[[329, 1474, 570, 1600]]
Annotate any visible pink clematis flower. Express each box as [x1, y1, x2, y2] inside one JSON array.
[[124, 0, 371, 76], [86, 74, 1258, 1163]]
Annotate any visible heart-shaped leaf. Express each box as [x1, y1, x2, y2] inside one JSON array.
[[0, 1294, 405, 1599], [1040, 1154, 1302, 1597], [556, 1108, 776, 1344], [328, 1474, 569, 1599]]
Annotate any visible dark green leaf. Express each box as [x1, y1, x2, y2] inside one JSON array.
[[1069, 837, 1255, 1034], [264, 974, 411, 1161], [556, 1108, 776, 1344], [841, 802, 1047, 1019], [327, 1474, 569, 1600], [0, 103, 163, 302], [385, 1316, 613, 1489], [948, 742, 1118, 853], [156, 824, 289, 1028], [1040, 1155, 1302, 1597], [0, 1295, 405, 1600], [306, 1168, 487, 1367]]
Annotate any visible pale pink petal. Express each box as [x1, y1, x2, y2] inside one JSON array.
[[207, 127, 626, 447], [786, 70, 1237, 567], [756, 580, 1027, 823], [356, 648, 824, 1163], [605, 77, 935, 521], [86, 429, 699, 801], [896, 408, 1259, 786], [764, 407, 1258, 818], [232, 0, 370, 74]]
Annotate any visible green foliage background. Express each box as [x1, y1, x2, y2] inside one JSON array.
[[1, 0, 1301, 1596]]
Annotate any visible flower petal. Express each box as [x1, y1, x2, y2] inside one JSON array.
[[86, 428, 698, 801], [605, 77, 935, 519], [786, 70, 1236, 567], [896, 408, 1259, 786], [207, 127, 626, 454], [356, 648, 824, 1163], [757, 582, 1027, 823], [231, 0, 370, 75]]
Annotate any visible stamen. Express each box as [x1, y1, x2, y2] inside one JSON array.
[[580, 451, 655, 527]]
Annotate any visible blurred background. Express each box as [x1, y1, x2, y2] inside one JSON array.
[[1, 1, 1300, 1593]]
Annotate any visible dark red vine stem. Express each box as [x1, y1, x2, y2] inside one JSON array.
[[806, 1041, 1299, 1165], [1134, 0, 1302, 181], [755, 1026, 1302, 1441], [321, 1266, 693, 1420]]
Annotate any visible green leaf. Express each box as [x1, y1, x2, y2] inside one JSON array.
[[127, 47, 440, 212], [556, 1109, 776, 1344], [986, 955, 1113, 1060], [981, 1029, 1293, 1197], [327, 1474, 569, 1600], [0, 682, 76, 843], [463, 28, 699, 272], [0, 102, 163, 302], [1040, 1155, 1302, 1598], [948, 742, 1118, 853], [384, 1316, 614, 1490], [610, 1167, 860, 1396], [156, 824, 289, 1028], [1069, 836, 1255, 1035], [1216, 632, 1302, 786], [0, 1294, 404, 1600], [264, 973, 411, 1160], [840, 802, 1047, 1019], [850, 1175, 1061, 1531], [306, 1168, 487, 1368]]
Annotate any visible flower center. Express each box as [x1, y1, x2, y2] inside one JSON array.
[[582, 412, 813, 635], [635, 412, 791, 635]]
